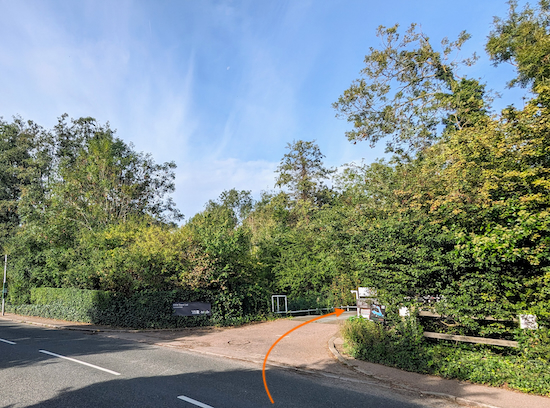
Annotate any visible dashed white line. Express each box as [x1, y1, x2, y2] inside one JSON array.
[[0, 338, 16, 345], [38, 349, 121, 376], [177, 395, 215, 408]]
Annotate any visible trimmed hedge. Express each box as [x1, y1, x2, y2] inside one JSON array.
[[7, 287, 266, 329]]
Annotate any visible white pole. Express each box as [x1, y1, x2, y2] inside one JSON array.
[[2, 254, 6, 316]]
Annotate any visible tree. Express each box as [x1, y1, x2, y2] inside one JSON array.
[[275, 140, 334, 203], [4, 115, 183, 299], [329, 4, 550, 329], [486, 0, 550, 93], [0, 118, 53, 251], [205, 189, 253, 226], [48, 118, 182, 231], [333, 24, 490, 156]]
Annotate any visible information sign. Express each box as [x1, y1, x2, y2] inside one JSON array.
[[172, 302, 211, 317], [358, 287, 376, 298], [370, 304, 386, 323], [519, 314, 538, 330]]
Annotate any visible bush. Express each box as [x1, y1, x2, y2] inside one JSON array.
[[342, 316, 429, 372], [341, 316, 388, 350], [287, 293, 332, 311], [341, 316, 550, 396], [516, 327, 550, 360]]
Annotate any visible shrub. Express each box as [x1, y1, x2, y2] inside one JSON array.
[[341, 316, 429, 371], [341, 316, 550, 396]]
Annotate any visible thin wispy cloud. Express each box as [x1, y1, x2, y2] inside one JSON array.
[[0, 0, 528, 219]]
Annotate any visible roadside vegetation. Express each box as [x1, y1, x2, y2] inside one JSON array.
[[0, 0, 549, 394], [342, 316, 550, 396]]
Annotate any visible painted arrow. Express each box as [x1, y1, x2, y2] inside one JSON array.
[[262, 308, 345, 404]]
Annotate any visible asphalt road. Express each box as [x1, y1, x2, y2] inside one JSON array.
[[0, 320, 461, 408]]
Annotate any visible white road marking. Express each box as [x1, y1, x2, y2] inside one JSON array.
[[38, 349, 121, 376], [177, 395, 215, 408], [0, 338, 16, 345]]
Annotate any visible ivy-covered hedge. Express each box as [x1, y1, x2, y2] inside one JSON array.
[[341, 316, 550, 396], [8, 287, 110, 323], [6, 287, 266, 329]]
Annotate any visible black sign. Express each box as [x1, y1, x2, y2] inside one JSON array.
[[172, 302, 211, 317]]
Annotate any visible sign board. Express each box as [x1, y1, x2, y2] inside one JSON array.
[[370, 304, 386, 323], [519, 314, 538, 330], [172, 302, 211, 317], [358, 287, 376, 298], [356, 299, 371, 308], [356, 298, 385, 322]]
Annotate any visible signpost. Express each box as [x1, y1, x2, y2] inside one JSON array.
[[1, 255, 6, 316], [172, 302, 211, 317]]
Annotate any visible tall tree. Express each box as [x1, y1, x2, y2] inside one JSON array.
[[46, 118, 182, 231], [333, 24, 490, 156], [0, 118, 52, 250], [275, 140, 333, 203], [5, 115, 183, 298], [486, 0, 550, 93], [205, 189, 253, 226]]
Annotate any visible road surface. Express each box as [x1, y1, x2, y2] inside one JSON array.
[[0, 320, 464, 408]]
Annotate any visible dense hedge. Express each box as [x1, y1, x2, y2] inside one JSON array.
[[341, 316, 550, 396], [8, 287, 108, 323], [6, 287, 266, 329]]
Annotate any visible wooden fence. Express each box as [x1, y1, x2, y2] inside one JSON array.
[[416, 310, 534, 348]]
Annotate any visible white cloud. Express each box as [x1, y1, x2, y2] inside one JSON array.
[[176, 158, 278, 218]]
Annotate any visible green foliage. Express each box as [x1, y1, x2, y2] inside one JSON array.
[[0, 117, 51, 252], [333, 24, 488, 155], [515, 327, 550, 360], [205, 189, 253, 225], [275, 140, 334, 203], [486, 0, 550, 92], [342, 316, 429, 372], [342, 317, 550, 396], [328, 1, 550, 335], [7, 287, 268, 329], [9, 287, 112, 323], [429, 344, 550, 395], [49, 117, 182, 230]]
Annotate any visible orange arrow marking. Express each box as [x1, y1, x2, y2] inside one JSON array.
[[262, 308, 345, 404]]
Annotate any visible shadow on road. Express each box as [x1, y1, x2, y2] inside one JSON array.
[[7, 367, 433, 408], [0, 320, 151, 370]]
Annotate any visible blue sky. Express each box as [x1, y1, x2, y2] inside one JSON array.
[[0, 0, 529, 219]]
